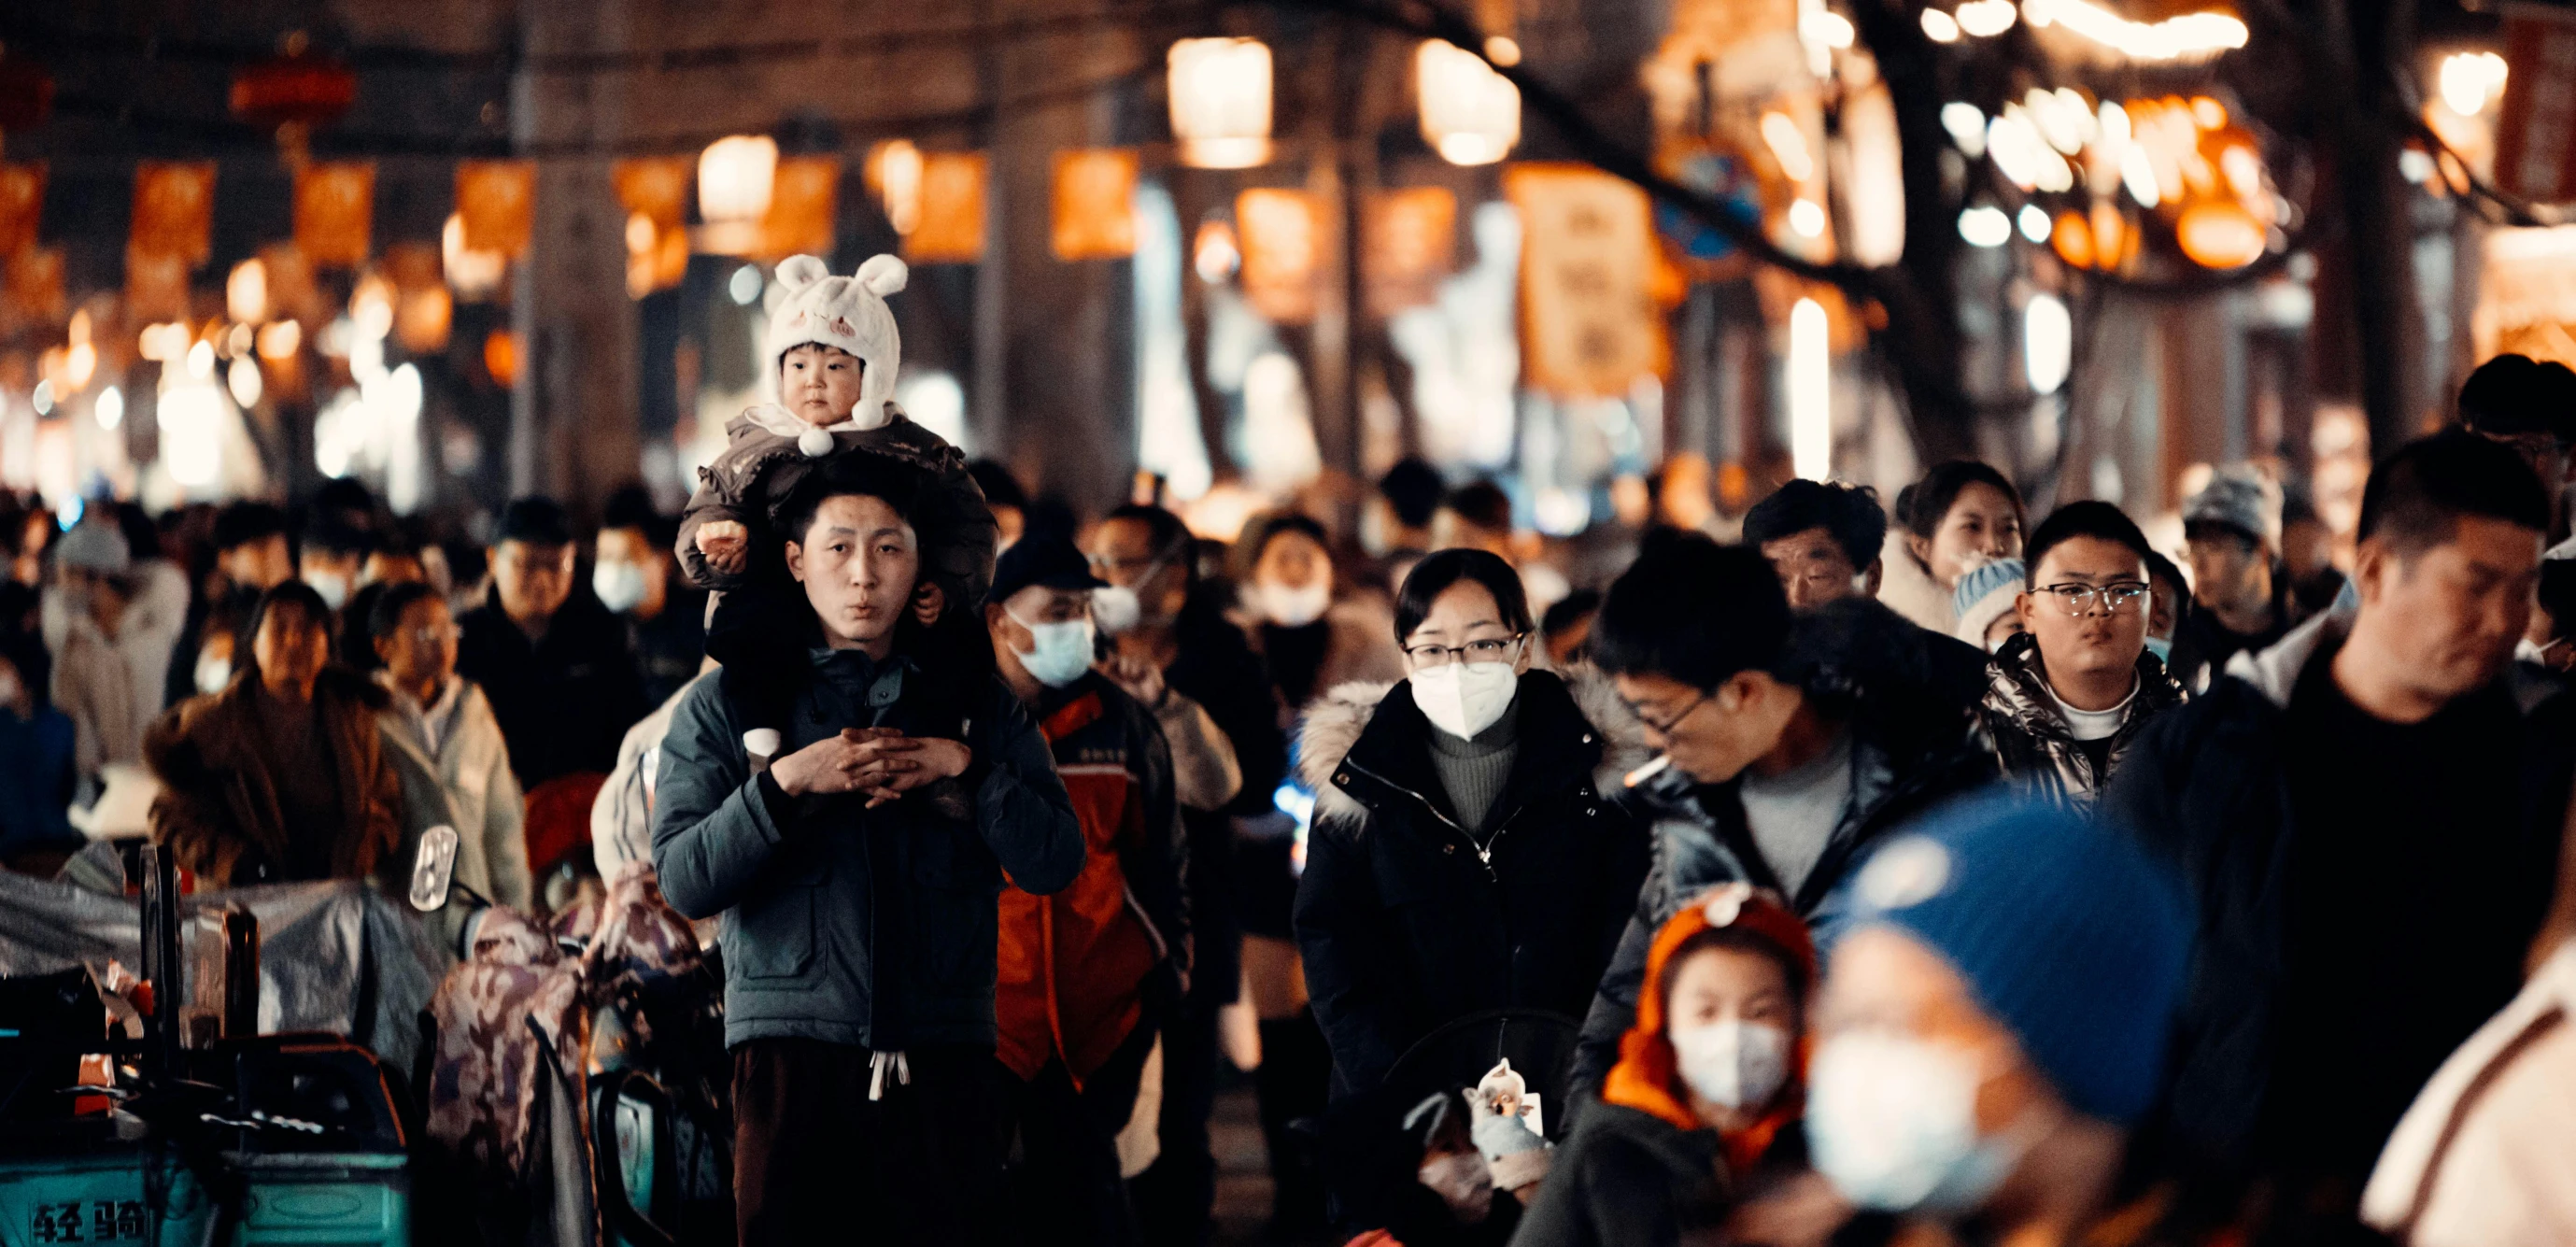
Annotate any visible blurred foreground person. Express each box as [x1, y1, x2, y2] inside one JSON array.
[[1512, 885, 1814, 1247], [1758, 795, 2191, 1247], [1975, 503, 2184, 811], [1295, 550, 1648, 1233], [1574, 538, 1993, 1090], [2456, 351, 2576, 541], [1879, 462, 2024, 634], [1744, 479, 1885, 608], [2107, 432, 2569, 1212], [0, 593, 78, 862], [651, 458, 1084, 1246], [2171, 471, 2287, 693], [371, 581, 530, 955], [2363, 932, 2576, 1247], [148, 582, 402, 886], [982, 535, 1189, 1247], [2144, 550, 2190, 671]]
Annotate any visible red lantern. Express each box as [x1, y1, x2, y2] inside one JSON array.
[[230, 53, 356, 131]]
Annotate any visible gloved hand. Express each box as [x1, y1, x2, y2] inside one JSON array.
[[1462, 1059, 1550, 1191]]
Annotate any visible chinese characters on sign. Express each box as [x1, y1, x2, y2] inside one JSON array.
[[1504, 163, 1669, 398]]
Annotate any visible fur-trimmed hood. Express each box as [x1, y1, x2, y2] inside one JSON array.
[[1297, 664, 1642, 829]]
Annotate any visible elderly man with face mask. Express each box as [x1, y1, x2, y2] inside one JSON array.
[[1569, 537, 1996, 1096], [2106, 431, 2576, 1220]]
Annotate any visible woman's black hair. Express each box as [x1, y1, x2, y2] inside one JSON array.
[[1393, 548, 1533, 643], [1654, 925, 1810, 1017], [1236, 511, 1330, 578], [239, 581, 333, 681], [1895, 461, 2024, 541]]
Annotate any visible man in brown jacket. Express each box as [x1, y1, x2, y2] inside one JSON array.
[[148, 581, 402, 886]]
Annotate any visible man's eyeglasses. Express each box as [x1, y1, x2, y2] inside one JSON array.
[[1630, 691, 1709, 736], [2032, 581, 2150, 616], [1403, 634, 1525, 667]]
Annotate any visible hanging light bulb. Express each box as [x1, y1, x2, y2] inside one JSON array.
[[1168, 38, 1274, 169], [1416, 39, 1521, 166], [698, 135, 779, 254]]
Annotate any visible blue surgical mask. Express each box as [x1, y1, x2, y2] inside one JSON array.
[[2144, 635, 2173, 666], [592, 560, 648, 614], [1007, 611, 1097, 687]]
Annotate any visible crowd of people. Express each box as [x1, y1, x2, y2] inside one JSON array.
[[4, 251, 2573, 1247]]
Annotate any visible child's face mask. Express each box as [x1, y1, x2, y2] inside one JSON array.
[[780, 345, 865, 427]]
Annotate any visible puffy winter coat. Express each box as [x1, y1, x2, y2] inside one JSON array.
[[1294, 669, 1649, 1098], [146, 669, 403, 887], [1974, 631, 2185, 810], [1568, 655, 1996, 1093], [650, 650, 1085, 1051], [998, 673, 1188, 1084], [2102, 606, 2575, 1181]]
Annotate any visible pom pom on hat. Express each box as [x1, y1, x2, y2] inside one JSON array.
[[798, 426, 835, 458]]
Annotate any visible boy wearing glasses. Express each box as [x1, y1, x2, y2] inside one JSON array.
[[371, 579, 531, 955], [1974, 502, 2185, 810]]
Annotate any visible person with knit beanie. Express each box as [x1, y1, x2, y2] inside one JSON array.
[[1950, 558, 2025, 653], [674, 253, 999, 682], [1782, 794, 2190, 1243], [1513, 884, 1818, 1247]]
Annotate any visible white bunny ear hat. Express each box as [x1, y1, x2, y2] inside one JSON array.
[[765, 253, 908, 416]]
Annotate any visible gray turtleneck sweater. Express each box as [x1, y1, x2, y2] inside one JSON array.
[[1426, 699, 1521, 838]]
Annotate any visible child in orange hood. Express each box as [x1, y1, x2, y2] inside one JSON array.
[[1512, 884, 1818, 1247]]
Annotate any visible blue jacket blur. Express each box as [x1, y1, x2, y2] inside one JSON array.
[[651, 648, 1086, 1051], [0, 704, 78, 856]]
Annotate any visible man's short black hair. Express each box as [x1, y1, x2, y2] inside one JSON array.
[[1592, 533, 1790, 691], [2021, 501, 2152, 588], [303, 517, 375, 560], [967, 459, 1028, 513], [1103, 503, 1197, 586], [776, 453, 934, 547], [2457, 353, 2576, 446], [1541, 588, 1601, 640], [1743, 480, 1887, 569], [493, 497, 576, 548], [1393, 548, 1533, 643], [211, 502, 288, 553], [2358, 430, 2550, 557], [368, 580, 443, 641], [601, 484, 658, 533], [1439, 481, 1514, 534], [1379, 458, 1447, 531]]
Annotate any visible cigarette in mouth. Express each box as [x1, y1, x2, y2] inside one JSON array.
[[1624, 754, 1673, 788]]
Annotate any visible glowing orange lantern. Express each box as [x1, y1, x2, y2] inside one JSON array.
[[2176, 200, 2264, 268], [2051, 210, 2095, 268], [1052, 149, 1139, 261]]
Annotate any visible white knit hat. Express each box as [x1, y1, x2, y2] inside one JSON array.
[[1952, 557, 2027, 649], [764, 253, 907, 420]]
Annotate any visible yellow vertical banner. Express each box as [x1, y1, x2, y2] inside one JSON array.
[[1362, 186, 1456, 318], [1235, 188, 1324, 324], [905, 152, 988, 263], [457, 160, 537, 258], [0, 163, 45, 257], [1051, 149, 1139, 261], [1503, 163, 1669, 398], [295, 162, 375, 268], [759, 157, 841, 260], [132, 162, 218, 265]]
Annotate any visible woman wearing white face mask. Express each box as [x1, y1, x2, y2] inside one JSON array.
[[1740, 796, 2193, 1247], [1293, 550, 1650, 1228], [1514, 883, 1816, 1247], [1233, 512, 1403, 730]]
